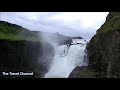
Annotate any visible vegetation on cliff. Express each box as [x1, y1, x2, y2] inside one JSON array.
[[0, 20, 82, 78], [87, 12, 120, 78], [69, 12, 120, 78], [0, 21, 56, 78]]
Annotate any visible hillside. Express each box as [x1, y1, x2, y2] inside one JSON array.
[[0, 21, 40, 41], [0, 20, 82, 43]]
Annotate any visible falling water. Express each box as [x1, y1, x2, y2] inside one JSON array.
[[44, 39, 88, 78]]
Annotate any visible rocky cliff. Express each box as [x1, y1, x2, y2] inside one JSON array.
[[0, 21, 51, 78], [0, 20, 82, 78], [0, 39, 55, 78], [69, 12, 120, 78], [69, 66, 97, 78], [87, 12, 120, 78]]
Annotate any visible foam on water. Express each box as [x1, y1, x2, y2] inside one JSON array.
[[44, 39, 88, 78]]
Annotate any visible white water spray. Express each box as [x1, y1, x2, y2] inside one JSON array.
[[44, 39, 88, 78]]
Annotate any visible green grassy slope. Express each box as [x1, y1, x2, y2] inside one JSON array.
[[0, 21, 40, 41], [97, 15, 120, 35]]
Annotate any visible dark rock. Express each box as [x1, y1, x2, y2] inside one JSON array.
[[0, 39, 55, 78], [0, 20, 83, 78], [87, 12, 120, 78], [68, 66, 97, 78]]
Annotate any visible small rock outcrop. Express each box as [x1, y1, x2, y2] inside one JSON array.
[[69, 66, 97, 78]]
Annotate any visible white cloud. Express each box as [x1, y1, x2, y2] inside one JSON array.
[[0, 12, 109, 39], [48, 12, 108, 29]]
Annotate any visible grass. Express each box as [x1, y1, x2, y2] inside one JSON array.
[[0, 31, 40, 41], [97, 16, 120, 35], [0, 21, 40, 42]]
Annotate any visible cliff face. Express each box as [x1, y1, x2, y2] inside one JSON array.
[[69, 12, 120, 78], [0, 21, 55, 78], [0, 39, 55, 78], [87, 12, 120, 78], [0, 21, 82, 78]]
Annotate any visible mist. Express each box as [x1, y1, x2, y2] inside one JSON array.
[[0, 12, 109, 40], [44, 39, 88, 78], [0, 12, 109, 78]]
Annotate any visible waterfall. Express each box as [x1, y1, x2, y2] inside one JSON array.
[[44, 39, 88, 78]]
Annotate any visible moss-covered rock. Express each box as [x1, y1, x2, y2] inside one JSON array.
[[68, 66, 98, 78], [87, 12, 120, 78], [69, 12, 120, 78]]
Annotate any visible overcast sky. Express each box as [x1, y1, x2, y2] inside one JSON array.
[[0, 12, 109, 40]]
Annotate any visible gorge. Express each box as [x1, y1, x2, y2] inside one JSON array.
[[0, 20, 83, 78], [0, 12, 120, 78]]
